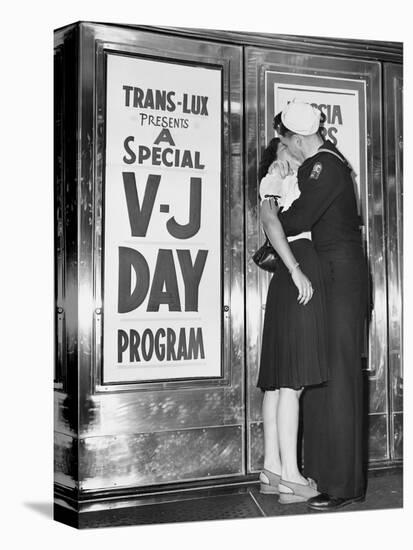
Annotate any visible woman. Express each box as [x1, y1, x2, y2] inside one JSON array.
[[256, 136, 328, 504]]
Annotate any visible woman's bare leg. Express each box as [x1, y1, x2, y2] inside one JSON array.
[[262, 390, 281, 474], [277, 387, 307, 484]]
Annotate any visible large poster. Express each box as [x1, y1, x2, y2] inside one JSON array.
[[265, 72, 367, 214], [103, 53, 222, 383]]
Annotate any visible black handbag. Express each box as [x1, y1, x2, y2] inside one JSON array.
[[252, 194, 280, 272], [252, 232, 279, 272]]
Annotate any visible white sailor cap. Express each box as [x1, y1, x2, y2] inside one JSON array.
[[281, 100, 322, 136]]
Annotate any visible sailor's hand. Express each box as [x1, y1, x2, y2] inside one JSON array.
[[260, 197, 280, 222]]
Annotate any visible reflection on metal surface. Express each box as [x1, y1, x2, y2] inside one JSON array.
[[391, 370, 403, 414], [368, 370, 387, 414], [368, 414, 389, 461], [78, 389, 243, 437], [54, 392, 77, 436], [54, 45, 66, 387], [54, 433, 77, 488], [392, 413, 403, 460], [79, 426, 243, 490], [249, 422, 264, 472]]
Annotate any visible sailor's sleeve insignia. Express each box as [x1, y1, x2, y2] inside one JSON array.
[[310, 162, 323, 180]]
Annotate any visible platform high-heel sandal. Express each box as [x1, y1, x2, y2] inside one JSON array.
[[278, 478, 320, 504], [259, 469, 281, 494]]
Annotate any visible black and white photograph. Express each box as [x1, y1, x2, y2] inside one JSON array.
[[1, 0, 409, 547]]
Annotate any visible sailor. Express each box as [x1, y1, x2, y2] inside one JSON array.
[[274, 100, 368, 510]]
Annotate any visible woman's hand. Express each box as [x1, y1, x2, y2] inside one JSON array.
[[290, 266, 314, 305]]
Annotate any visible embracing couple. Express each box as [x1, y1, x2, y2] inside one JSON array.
[[257, 100, 368, 511]]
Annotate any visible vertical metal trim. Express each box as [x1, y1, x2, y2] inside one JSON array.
[[54, 44, 66, 389], [367, 62, 390, 460], [54, 24, 83, 491], [241, 44, 251, 475], [383, 63, 403, 462], [77, 24, 98, 431]]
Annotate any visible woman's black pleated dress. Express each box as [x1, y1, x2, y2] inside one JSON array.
[[257, 238, 329, 390]]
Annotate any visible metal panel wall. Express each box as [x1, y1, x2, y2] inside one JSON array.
[[384, 63, 403, 462], [244, 47, 388, 471], [54, 23, 244, 493]]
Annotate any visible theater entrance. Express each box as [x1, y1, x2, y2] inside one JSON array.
[[54, 23, 402, 508]]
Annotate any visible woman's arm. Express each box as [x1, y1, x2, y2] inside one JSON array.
[[260, 198, 313, 305], [261, 198, 299, 272]]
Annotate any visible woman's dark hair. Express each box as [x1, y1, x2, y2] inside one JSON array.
[[273, 112, 293, 138], [258, 137, 280, 182]]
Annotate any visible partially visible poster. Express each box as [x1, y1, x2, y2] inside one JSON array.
[[103, 53, 222, 383], [265, 72, 367, 212]]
